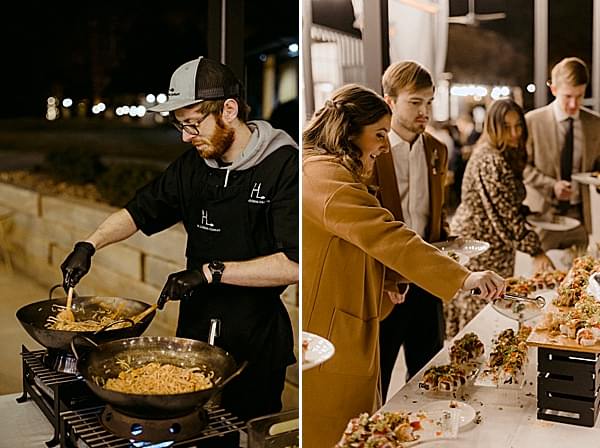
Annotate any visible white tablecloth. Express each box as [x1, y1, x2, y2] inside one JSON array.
[[0, 392, 54, 447], [380, 293, 600, 447]]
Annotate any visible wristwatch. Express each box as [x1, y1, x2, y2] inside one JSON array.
[[208, 260, 225, 284]]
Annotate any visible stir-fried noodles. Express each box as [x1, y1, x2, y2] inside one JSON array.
[[45, 303, 132, 331], [99, 361, 216, 394]]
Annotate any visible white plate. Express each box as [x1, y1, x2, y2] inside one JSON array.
[[474, 368, 526, 390], [432, 238, 490, 258], [337, 410, 460, 446], [571, 172, 600, 186], [420, 401, 476, 430], [527, 215, 581, 231], [302, 331, 335, 371], [587, 272, 600, 301], [456, 239, 491, 257]]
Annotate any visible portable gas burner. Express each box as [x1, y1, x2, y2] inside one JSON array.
[[101, 404, 209, 442], [43, 348, 78, 374], [61, 403, 244, 447], [16, 345, 100, 447]]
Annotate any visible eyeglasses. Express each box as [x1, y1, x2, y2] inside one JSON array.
[[170, 113, 209, 135]]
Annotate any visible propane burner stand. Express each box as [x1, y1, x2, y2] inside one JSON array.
[[16, 345, 99, 447], [61, 404, 244, 447], [101, 404, 209, 442]]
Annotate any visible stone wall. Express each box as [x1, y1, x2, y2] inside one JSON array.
[[0, 182, 299, 408]]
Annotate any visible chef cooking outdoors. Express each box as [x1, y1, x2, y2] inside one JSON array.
[[59, 56, 299, 439]]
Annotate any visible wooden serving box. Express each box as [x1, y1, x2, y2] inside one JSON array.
[[528, 309, 600, 427]]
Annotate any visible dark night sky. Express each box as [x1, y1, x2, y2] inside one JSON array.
[[312, 0, 594, 94], [0, 1, 299, 118]]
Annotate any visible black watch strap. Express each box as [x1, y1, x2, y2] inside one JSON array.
[[208, 260, 225, 284]]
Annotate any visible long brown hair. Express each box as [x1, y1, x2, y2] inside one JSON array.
[[480, 98, 528, 177], [303, 84, 391, 180]]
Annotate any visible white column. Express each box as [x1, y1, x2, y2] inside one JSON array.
[[303, 0, 315, 119], [363, 0, 389, 93], [534, 0, 548, 108]]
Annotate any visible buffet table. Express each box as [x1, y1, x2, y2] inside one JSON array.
[[0, 393, 54, 447], [380, 291, 600, 447]]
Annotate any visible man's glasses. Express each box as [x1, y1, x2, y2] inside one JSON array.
[[170, 113, 209, 135]]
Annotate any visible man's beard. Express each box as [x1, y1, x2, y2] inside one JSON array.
[[193, 116, 235, 160], [396, 115, 427, 135]]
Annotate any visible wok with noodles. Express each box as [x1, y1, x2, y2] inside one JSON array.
[[75, 336, 246, 418], [102, 361, 216, 394], [46, 301, 133, 332], [16, 285, 155, 351]]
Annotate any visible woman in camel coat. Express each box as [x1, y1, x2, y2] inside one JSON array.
[[302, 84, 505, 447]]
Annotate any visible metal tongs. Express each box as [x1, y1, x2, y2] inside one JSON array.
[[498, 292, 546, 308], [471, 288, 546, 308]]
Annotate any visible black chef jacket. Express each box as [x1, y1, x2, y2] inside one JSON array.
[[125, 145, 298, 372]]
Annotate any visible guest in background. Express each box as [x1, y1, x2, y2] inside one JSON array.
[[447, 99, 553, 337], [450, 112, 481, 206], [376, 61, 454, 401], [524, 57, 600, 251]]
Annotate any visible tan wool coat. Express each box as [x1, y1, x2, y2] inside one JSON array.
[[524, 105, 600, 232], [302, 155, 469, 448]]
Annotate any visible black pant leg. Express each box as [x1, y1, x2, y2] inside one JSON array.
[[221, 363, 287, 423], [403, 285, 445, 379], [379, 302, 409, 402]]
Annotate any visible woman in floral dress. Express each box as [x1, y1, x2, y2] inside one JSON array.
[[446, 99, 554, 337]]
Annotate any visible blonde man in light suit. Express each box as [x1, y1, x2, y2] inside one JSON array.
[[524, 57, 600, 250], [375, 61, 451, 401]]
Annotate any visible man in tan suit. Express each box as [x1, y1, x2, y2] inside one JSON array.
[[524, 57, 600, 250], [376, 61, 451, 400]]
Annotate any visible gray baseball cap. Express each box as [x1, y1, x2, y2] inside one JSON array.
[[148, 56, 242, 113]]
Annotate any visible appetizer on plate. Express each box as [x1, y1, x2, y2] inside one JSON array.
[[419, 364, 468, 393], [335, 411, 422, 447], [505, 277, 536, 296], [449, 332, 484, 367], [530, 270, 566, 290], [336, 409, 458, 447], [537, 295, 600, 346], [553, 256, 600, 307], [479, 326, 531, 386]]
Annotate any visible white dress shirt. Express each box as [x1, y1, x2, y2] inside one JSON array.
[[388, 129, 430, 237], [552, 99, 583, 204]]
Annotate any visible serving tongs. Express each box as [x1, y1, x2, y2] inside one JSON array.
[[471, 288, 546, 307], [497, 292, 546, 308]]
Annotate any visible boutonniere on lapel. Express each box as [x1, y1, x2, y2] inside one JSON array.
[[431, 148, 440, 175]]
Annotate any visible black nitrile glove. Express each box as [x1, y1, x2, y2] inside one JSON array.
[[61, 241, 96, 291], [157, 269, 208, 309]]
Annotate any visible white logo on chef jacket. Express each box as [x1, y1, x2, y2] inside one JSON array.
[[196, 209, 221, 232], [248, 182, 270, 204]]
